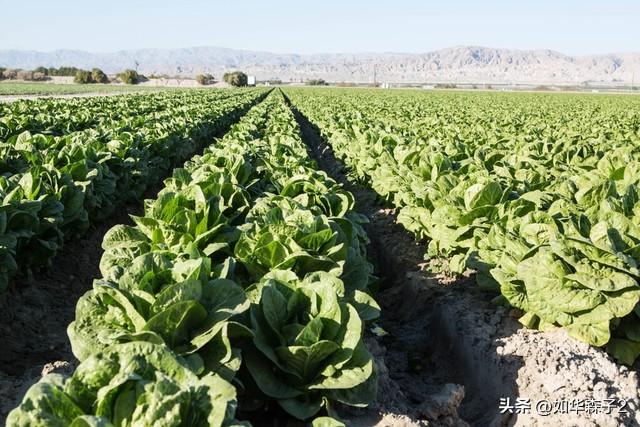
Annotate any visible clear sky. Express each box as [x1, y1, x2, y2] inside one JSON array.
[[1, 0, 638, 55]]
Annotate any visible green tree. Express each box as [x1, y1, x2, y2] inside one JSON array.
[[195, 73, 214, 85], [50, 66, 83, 77], [91, 68, 109, 83], [223, 71, 248, 87], [118, 69, 141, 84], [74, 70, 93, 84]]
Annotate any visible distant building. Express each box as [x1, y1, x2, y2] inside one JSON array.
[[247, 76, 256, 86]]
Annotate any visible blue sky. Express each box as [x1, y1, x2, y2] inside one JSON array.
[[1, 0, 638, 54]]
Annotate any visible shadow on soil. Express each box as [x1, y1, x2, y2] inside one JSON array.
[[285, 94, 525, 427]]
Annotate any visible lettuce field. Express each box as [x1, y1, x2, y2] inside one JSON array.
[[1, 88, 640, 426]]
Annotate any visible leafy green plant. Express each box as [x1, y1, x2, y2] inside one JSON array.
[[7, 342, 247, 427], [285, 87, 640, 364], [8, 90, 378, 425], [0, 89, 265, 293], [244, 271, 376, 420]]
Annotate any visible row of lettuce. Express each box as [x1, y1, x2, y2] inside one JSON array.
[[0, 89, 263, 293], [0, 90, 240, 140], [286, 88, 640, 365], [8, 91, 379, 426]]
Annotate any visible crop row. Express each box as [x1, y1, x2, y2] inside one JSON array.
[[0, 89, 266, 293], [8, 90, 378, 425], [0, 90, 243, 140], [286, 88, 640, 365]]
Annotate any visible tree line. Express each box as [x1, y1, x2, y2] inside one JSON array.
[[0, 66, 252, 86], [195, 71, 250, 87], [0, 66, 146, 85]]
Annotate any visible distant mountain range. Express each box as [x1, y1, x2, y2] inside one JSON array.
[[1, 46, 639, 85]]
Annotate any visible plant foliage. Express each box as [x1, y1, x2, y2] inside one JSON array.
[[286, 88, 640, 365]]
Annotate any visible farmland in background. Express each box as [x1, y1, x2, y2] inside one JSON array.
[[0, 81, 171, 96]]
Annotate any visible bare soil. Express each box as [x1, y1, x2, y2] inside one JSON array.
[[288, 98, 640, 427]]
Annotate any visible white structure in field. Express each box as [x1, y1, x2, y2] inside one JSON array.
[[247, 76, 256, 86]]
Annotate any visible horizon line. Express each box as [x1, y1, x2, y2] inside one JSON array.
[[2, 45, 639, 57]]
